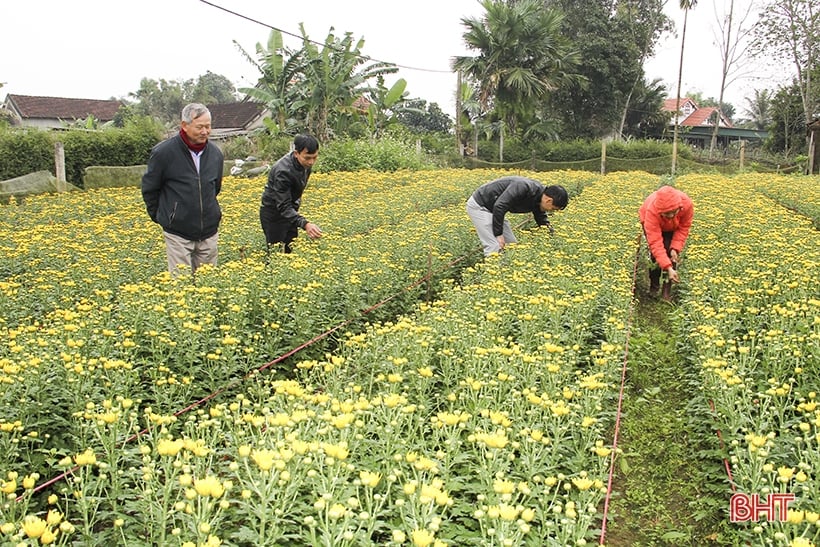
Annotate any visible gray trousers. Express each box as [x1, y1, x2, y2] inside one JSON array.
[[466, 196, 516, 256], [163, 231, 218, 276]]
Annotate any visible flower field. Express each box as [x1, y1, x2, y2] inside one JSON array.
[[0, 168, 817, 546], [675, 174, 820, 546]]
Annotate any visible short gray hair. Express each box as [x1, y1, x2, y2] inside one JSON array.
[[181, 103, 210, 123]]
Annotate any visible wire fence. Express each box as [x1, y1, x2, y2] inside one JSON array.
[[454, 153, 803, 176]]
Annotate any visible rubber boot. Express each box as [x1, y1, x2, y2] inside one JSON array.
[[661, 279, 672, 301], [661, 261, 677, 302]]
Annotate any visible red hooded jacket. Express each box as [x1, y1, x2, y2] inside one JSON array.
[[639, 186, 694, 270]]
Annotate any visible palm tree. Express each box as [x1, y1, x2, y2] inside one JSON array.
[[622, 77, 671, 139], [671, 0, 698, 176], [456, 81, 488, 157], [743, 89, 773, 130], [452, 0, 580, 161]]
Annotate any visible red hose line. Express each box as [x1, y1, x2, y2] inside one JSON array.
[[599, 231, 643, 545], [708, 399, 737, 491]]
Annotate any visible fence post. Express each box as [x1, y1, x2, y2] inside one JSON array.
[[600, 140, 607, 175], [739, 140, 746, 172], [54, 142, 67, 192]]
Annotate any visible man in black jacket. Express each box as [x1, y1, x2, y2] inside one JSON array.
[[466, 176, 568, 256], [259, 134, 323, 253], [141, 103, 224, 275]]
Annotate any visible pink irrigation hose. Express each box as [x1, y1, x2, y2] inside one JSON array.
[[599, 231, 643, 545], [709, 400, 737, 492]]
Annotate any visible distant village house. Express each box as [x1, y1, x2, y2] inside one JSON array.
[[661, 97, 766, 148], [2, 94, 123, 129]]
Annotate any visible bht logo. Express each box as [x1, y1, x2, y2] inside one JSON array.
[[730, 493, 795, 522]]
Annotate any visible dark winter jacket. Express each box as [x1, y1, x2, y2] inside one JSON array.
[[141, 134, 223, 241], [260, 152, 311, 229], [471, 176, 550, 236]]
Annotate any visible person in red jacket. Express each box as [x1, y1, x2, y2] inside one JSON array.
[[639, 185, 694, 297]]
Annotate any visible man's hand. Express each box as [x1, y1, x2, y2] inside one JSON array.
[[670, 249, 680, 264], [666, 266, 680, 283], [496, 235, 506, 251], [305, 222, 323, 240]]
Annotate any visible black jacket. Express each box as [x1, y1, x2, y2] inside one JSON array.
[[141, 134, 223, 241], [260, 152, 311, 229], [471, 176, 549, 236]]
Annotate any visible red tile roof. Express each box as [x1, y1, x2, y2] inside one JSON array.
[[662, 97, 694, 112], [681, 106, 714, 126], [6, 94, 123, 121], [661, 97, 733, 128]]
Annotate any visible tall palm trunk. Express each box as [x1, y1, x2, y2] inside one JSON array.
[[671, 1, 697, 176]]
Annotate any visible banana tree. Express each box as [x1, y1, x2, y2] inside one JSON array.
[[298, 24, 398, 141], [364, 77, 416, 140], [235, 29, 305, 135]]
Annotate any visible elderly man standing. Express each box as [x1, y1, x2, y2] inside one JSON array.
[[141, 103, 224, 276]]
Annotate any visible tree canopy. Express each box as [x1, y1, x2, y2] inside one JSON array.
[[128, 73, 237, 126]]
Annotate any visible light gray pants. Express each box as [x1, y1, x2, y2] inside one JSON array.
[[163, 231, 218, 276], [466, 196, 516, 256]]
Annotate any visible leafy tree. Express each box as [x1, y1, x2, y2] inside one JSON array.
[[452, 0, 581, 160], [546, 0, 671, 139], [191, 71, 237, 105], [766, 80, 808, 156], [737, 88, 773, 130], [395, 99, 453, 134], [614, 0, 673, 139], [621, 77, 672, 139], [363, 77, 415, 140], [129, 72, 237, 127], [236, 29, 305, 135], [455, 81, 490, 156], [129, 78, 188, 126], [752, 0, 820, 133]]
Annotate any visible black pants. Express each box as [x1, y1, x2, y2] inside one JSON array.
[[260, 205, 298, 253]]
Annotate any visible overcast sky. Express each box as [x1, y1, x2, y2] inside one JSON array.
[[2, 0, 780, 118]]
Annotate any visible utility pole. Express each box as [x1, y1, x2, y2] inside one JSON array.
[[455, 70, 464, 157]]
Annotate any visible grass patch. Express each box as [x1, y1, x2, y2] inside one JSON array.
[[604, 295, 739, 546]]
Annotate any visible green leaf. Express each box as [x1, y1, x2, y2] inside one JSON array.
[[383, 79, 407, 108]]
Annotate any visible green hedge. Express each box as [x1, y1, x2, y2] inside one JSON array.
[[0, 129, 53, 181], [0, 121, 162, 186]]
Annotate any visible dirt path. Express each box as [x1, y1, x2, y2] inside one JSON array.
[[603, 297, 731, 546]]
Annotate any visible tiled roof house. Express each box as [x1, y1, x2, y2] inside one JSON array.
[[662, 97, 734, 128], [207, 101, 269, 138], [2, 94, 123, 129]]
